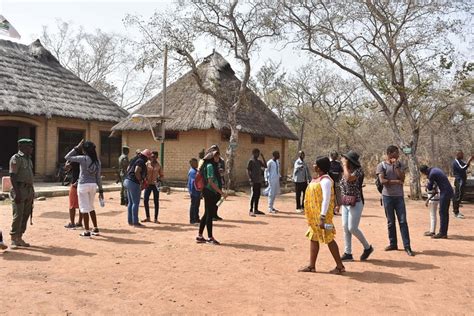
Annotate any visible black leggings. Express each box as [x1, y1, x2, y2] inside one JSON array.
[[250, 182, 262, 211], [199, 189, 220, 238], [295, 182, 308, 209]]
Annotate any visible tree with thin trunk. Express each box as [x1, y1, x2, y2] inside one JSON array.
[[40, 19, 158, 110], [125, 0, 280, 189], [280, 0, 470, 199]]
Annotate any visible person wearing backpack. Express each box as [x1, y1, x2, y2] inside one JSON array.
[[376, 145, 414, 256], [124, 149, 151, 227], [196, 148, 227, 245], [187, 158, 201, 224]]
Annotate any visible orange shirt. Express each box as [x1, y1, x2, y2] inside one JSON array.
[[146, 161, 163, 184]]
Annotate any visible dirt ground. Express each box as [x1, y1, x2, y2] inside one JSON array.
[[0, 186, 472, 315]]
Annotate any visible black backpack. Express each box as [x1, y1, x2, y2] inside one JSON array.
[[375, 162, 387, 193]]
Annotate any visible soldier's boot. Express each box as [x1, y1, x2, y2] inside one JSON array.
[[10, 235, 20, 249], [17, 235, 30, 247]]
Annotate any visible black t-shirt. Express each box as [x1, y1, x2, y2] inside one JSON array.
[[247, 158, 265, 183], [126, 156, 147, 184], [329, 160, 343, 183]]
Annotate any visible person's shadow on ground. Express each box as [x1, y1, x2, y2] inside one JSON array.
[[418, 249, 474, 258], [1, 251, 51, 262], [366, 259, 439, 271], [17, 245, 96, 257], [445, 235, 474, 242], [219, 243, 285, 252], [1, 245, 97, 261], [344, 270, 414, 284]]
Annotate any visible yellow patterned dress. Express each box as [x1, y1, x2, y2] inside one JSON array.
[[304, 175, 336, 244]]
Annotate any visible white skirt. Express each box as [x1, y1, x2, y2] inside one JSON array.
[[78, 183, 97, 213]]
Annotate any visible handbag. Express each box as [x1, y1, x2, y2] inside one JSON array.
[[341, 195, 357, 206]]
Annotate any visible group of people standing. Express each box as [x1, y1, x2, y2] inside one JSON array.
[[0, 138, 470, 267], [298, 145, 471, 273], [62, 143, 164, 235], [297, 150, 374, 274]]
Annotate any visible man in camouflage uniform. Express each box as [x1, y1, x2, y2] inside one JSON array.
[[9, 138, 35, 249], [118, 145, 130, 205]]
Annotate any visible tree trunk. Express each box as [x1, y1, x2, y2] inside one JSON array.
[[403, 127, 422, 200], [297, 119, 305, 152], [406, 152, 422, 200], [225, 110, 239, 191]]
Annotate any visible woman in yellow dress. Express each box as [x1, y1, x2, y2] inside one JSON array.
[[298, 156, 345, 274]]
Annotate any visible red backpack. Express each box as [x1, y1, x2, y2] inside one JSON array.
[[194, 166, 206, 192]]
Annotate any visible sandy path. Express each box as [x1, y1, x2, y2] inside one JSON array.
[[0, 186, 472, 315]]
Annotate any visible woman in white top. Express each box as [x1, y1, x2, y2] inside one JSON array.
[[65, 140, 103, 237], [298, 156, 345, 274]]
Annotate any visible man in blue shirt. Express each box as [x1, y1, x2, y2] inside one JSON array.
[[187, 158, 201, 224], [420, 165, 454, 239], [452, 150, 473, 219]]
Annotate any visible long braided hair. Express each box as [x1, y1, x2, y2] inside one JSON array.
[[82, 141, 99, 168]]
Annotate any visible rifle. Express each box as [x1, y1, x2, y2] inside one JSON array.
[[30, 200, 33, 225]]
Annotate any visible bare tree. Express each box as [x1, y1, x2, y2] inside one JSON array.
[[281, 0, 470, 198], [40, 19, 159, 110], [126, 0, 281, 189]]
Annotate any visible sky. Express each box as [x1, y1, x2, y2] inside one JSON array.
[[0, 0, 305, 74], [0, 0, 471, 85]]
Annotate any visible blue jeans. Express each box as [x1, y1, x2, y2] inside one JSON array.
[[383, 195, 411, 249], [342, 201, 370, 254], [190, 194, 201, 223], [124, 179, 141, 225]]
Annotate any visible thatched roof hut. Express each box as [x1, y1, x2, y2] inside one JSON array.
[[0, 39, 128, 179], [112, 52, 298, 140], [0, 39, 128, 122]]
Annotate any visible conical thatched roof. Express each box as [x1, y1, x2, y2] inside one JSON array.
[[0, 39, 128, 122], [112, 52, 298, 140]]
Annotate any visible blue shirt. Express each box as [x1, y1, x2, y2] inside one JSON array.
[[187, 167, 200, 197], [452, 159, 468, 180], [426, 168, 454, 197]]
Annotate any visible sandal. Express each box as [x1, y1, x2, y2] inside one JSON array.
[[141, 218, 151, 223], [329, 266, 346, 274], [154, 220, 161, 224], [298, 266, 316, 273]]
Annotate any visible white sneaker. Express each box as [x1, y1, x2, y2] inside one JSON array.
[[296, 208, 304, 214], [269, 209, 276, 214], [455, 212, 465, 219]]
